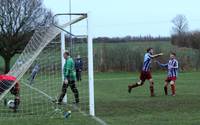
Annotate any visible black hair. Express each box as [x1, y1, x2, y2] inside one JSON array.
[[64, 51, 70, 56], [147, 48, 153, 53], [171, 52, 176, 56]]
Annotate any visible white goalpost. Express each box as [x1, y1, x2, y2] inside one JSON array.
[[0, 13, 97, 121], [61, 31, 67, 103], [54, 13, 95, 116], [87, 13, 95, 116]]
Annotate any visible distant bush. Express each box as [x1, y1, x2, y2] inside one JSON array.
[[93, 42, 200, 72], [171, 31, 200, 71], [171, 31, 200, 50]]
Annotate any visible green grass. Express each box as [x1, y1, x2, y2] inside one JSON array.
[[1, 71, 200, 125], [94, 72, 200, 125]]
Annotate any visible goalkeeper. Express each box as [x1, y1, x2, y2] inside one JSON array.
[[0, 75, 20, 112], [58, 51, 79, 104]]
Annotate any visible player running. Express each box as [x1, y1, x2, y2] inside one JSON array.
[[58, 51, 79, 104], [0, 75, 20, 112], [155, 52, 178, 96], [128, 48, 163, 96]]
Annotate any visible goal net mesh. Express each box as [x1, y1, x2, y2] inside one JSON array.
[[0, 14, 90, 120]]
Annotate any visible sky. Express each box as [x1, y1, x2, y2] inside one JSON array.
[[44, 0, 199, 37]]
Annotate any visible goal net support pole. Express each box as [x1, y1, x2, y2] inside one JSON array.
[[61, 31, 67, 103], [87, 13, 95, 116]]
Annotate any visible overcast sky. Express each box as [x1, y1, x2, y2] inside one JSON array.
[[44, 0, 199, 37]]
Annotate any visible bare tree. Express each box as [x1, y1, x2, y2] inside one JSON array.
[[172, 14, 188, 35], [0, 0, 53, 73]]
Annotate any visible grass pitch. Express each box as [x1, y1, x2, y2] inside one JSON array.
[[95, 72, 200, 125], [0, 71, 200, 125]]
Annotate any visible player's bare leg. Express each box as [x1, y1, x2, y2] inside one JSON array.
[[149, 79, 155, 97], [170, 81, 176, 96], [164, 81, 169, 95], [128, 80, 144, 93]]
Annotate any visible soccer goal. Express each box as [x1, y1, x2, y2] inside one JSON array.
[[0, 13, 96, 123]]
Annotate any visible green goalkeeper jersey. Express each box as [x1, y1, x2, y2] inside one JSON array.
[[63, 56, 76, 81]]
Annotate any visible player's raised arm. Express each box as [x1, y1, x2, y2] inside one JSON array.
[[150, 53, 163, 58], [155, 60, 168, 68]]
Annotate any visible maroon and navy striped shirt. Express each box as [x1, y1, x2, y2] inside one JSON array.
[[156, 59, 179, 77], [167, 59, 178, 77], [142, 53, 152, 72]]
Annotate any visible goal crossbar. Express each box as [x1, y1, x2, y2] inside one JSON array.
[[53, 13, 87, 35]]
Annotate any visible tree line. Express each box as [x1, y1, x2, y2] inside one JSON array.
[[0, 0, 52, 73], [93, 36, 170, 43], [171, 14, 200, 50]]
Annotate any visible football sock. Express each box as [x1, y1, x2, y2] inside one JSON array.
[[130, 83, 139, 88], [171, 84, 176, 95], [150, 86, 154, 96], [164, 86, 168, 95]]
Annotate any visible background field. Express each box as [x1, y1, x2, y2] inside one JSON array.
[[0, 41, 200, 125], [1, 71, 200, 125], [1, 41, 200, 73]]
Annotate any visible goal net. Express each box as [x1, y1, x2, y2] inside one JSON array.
[[0, 13, 95, 123]]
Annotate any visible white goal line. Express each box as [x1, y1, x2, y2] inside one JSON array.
[[21, 80, 108, 125]]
